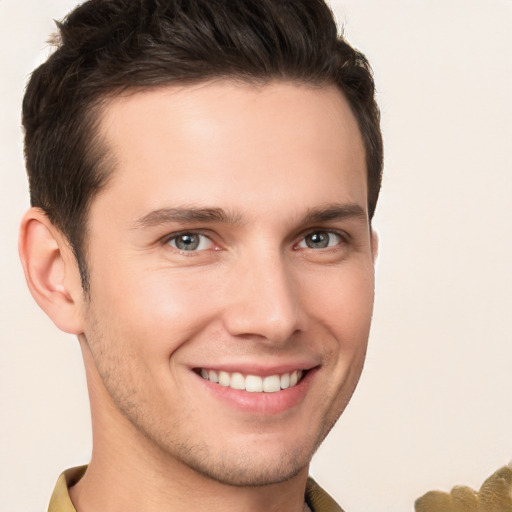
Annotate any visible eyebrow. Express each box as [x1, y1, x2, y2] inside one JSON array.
[[131, 202, 367, 230], [131, 207, 242, 229], [301, 203, 368, 224]]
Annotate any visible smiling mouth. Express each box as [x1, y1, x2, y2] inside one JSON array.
[[196, 368, 306, 393]]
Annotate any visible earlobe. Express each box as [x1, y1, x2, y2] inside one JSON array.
[[19, 208, 84, 334]]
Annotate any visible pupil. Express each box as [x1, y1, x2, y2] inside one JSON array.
[[177, 234, 199, 250], [307, 232, 329, 248]]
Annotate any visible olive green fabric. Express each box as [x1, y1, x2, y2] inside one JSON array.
[[48, 466, 345, 512], [415, 465, 512, 512], [48, 466, 86, 512], [306, 478, 345, 512]]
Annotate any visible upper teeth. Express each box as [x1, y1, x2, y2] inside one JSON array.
[[200, 369, 304, 393]]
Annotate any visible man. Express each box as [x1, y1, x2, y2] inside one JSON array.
[[18, 0, 382, 511]]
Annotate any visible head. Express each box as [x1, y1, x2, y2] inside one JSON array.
[[20, 0, 383, 491], [22, 0, 382, 292]]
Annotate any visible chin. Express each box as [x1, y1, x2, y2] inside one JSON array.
[[184, 448, 310, 487]]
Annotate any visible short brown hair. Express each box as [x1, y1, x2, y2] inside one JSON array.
[[23, 0, 383, 290]]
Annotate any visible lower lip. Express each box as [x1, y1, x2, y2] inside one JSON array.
[[196, 369, 316, 415]]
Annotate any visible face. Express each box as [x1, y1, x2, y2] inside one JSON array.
[[79, 81, 376, 486]]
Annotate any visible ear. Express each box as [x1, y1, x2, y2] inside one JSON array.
[[370, 228, 379, 263], [19, 207, 85, 334]]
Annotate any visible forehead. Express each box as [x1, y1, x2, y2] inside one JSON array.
[[93, 80, 367, 221]]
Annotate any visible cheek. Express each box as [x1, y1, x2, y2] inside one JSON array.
[[89, 266, 223, 357], [303, 262, 375, 347]]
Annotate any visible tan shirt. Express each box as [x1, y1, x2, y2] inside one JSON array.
[[48, 466, 345, 512]]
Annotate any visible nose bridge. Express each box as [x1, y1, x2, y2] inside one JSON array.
[[223, 245, 302, 343]]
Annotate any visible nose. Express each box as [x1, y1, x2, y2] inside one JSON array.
[[221, 250, 304, 345]]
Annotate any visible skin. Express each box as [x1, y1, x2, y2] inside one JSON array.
[[20, 81, 377, 512]]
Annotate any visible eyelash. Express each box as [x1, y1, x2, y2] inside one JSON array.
[[295, 229, 349, 251], [163, 231, 217, 252], [161, 228, 349, 253]]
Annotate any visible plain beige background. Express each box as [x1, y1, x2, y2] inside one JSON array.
[[1, 1, 511, 511]]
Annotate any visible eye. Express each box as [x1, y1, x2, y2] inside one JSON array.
[[167, 232, 214, 251], [297, 231, 343, 250]]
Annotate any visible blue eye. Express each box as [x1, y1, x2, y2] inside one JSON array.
[[168, 233, 214, 251], [298, 231, 342, 249]]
